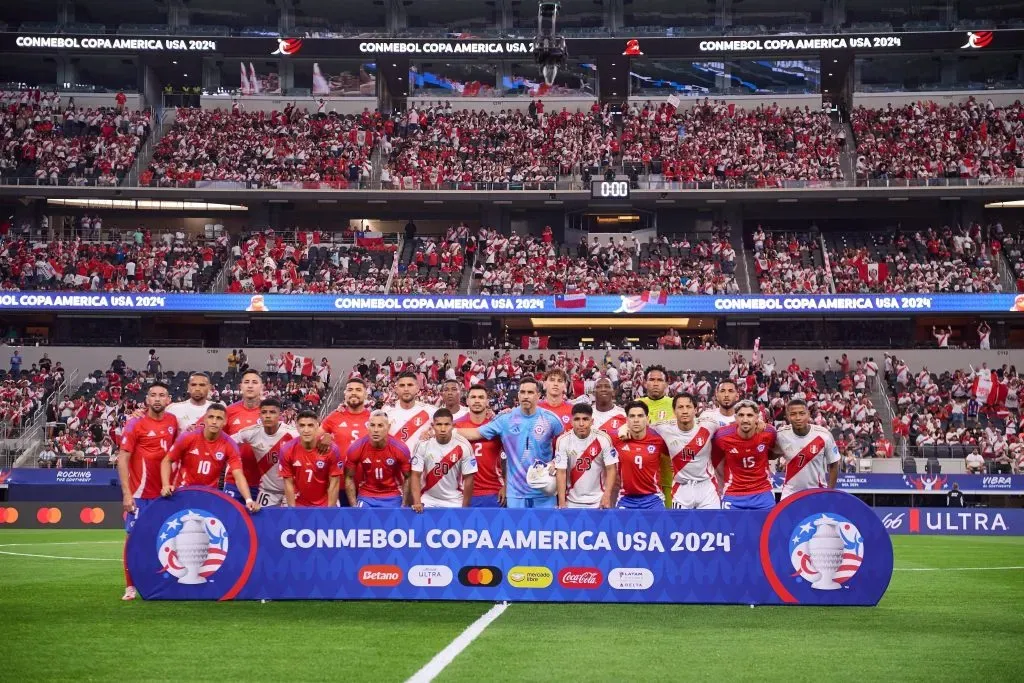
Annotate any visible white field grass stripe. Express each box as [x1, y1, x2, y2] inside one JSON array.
[[0, 541, 122, 547], [405, 602, 509, 683], [894, 566, 1024, 572], [0, 550, 120, 562]]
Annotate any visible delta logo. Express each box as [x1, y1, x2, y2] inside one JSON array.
[[458, 565, 502, 587], [359, 564, 403, 587], [507, 565, 553, 589], [558, 567, 603, 589]]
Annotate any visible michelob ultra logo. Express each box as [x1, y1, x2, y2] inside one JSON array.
[[507, 566, 553, 589]]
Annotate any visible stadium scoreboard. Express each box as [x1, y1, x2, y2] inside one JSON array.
[[591, 180, 630, 200]]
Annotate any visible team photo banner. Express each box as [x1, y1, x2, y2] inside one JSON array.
[[0, 292, 1020, 315], [126, 488, 893, 605]]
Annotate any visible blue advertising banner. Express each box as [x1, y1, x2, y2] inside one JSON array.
[[6, 468, 122, 502], [874, 507, 1024, 535], [779, 473, 1024, 495], [0, 292, 1020, 315], [126, 488, 893, 604]]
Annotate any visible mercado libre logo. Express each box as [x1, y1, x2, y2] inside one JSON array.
[[789, 513, 863, 591], [156, 508, 229, 585]]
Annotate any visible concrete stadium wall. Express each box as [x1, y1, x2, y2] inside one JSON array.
[[853, 89, 1024, 109], [59, 93, 142, 110], [9, 346, 1023, 378], [199, 95, 378, 115]]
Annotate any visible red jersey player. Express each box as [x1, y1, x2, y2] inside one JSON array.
[[454, 385, 505, 507], [116, 381, 179, 601], [279, 411, 344, 507], [612, 401, 671, 510], [538, 369, 572, 433], [345, 411, 412, 508], [159, 404, 257, 510], [320, 377, 371, 455], [712, 400, 778, 510], [224, 369, 264, 499]]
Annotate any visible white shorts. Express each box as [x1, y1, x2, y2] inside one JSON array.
[[780, 484, 823, 500], [256, 489, 285, 507], [980, 339, 990, 350], [566, 499, 599, 509], [671, 479, 720, 510]]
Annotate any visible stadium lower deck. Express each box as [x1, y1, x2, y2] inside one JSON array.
[[1, 529, 1020, 682]]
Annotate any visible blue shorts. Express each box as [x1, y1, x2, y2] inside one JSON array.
[[722, 492, 776, 510], [223, 483, 245, 500], [124, 497, 155, 533], [617, 494, 663, 510], [470, 494, 502, 508], [506, 495, 556, 509], [357, 496, 403, 509]]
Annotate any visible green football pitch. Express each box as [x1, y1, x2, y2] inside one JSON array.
[[0, 530, 1021, 683]]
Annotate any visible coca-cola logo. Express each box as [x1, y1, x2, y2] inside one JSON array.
[[881, 513, 904, 530], [558, 567, 603, 589]]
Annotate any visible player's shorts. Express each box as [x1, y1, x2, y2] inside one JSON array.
[[124, 497, 156, 533], [223, 483, 251, 501], [256, 489, 285, 508], [470, 494, 501, 508], [671, 480, 721, 510], [357, 495, 403, 509], [566, 500, 599, 509], [617, 494, 664, 510], [506, 495, 556, 509], [721, 491, 776, 510]]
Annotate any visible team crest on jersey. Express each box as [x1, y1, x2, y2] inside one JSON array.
[[157, 509, 228, 585], [756, 444, 766, 452], [214, 451, 225, 461], [561, 415, 570, 424], [386, 458, 395, 466], [534, 423, 548, 436], [316, 460, 325, 469], [790, 513, 864, 591]]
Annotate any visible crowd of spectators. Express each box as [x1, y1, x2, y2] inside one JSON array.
[[751, 226, 831, 294], [830, 225, 1002, 294], [0, 229, 228, 292], [886, 355, 1024, 474], [620, 99, 842, 186], [992, 220, 1024, 292], [144, 106, 384, 188], [227, 230, 396, 294], [852, 98, 1024, 181], [391, 225, 469, 294], [381, 101, 613, 187], [0, 350, 63, 439], [0, 99, 150, 186]]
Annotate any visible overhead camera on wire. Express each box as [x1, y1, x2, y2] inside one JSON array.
[[534, 2, 568, 87]]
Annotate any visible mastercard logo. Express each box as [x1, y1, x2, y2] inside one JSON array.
[[79, 507, 106, 524], [36, 507, 62, 524], [458, 565, 503, 587], [0, 507, 19, 524]]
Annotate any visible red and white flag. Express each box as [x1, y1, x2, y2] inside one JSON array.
[[290, 354, 315, 377], [312, 63, 330, 95], [752, 337, 761, 365], [972, 370, 1008, 406], [240, 63, 252, 95], [456, 354, 470, 371], [641, 289, 668, 305], [521, 335, 550, 350], [249, 63, 262, 94], [857, 262, 889, 284]]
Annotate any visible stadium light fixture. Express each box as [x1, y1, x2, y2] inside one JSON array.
[[984, 200, 1024, 208], [529, 317, 691, 328], [46, 198, 247, 211]]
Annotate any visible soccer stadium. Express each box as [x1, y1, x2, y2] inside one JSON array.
[[0, 1, 1023, 681]]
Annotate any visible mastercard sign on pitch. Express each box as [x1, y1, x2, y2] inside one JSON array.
[[126, 488, 894, 605]]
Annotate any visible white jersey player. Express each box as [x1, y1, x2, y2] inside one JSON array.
[[229, 398, 297, 507], [386, 372, 437, 452], [700, 379, 740, 427], [653, 394, 722, 509], [409, 410, 476, 508], [166, 372, 213, 432], [775, 400, 841, 499], [591, 378, 626, 435], [554, 408, 618, 509], [441, 379, 470, 421]]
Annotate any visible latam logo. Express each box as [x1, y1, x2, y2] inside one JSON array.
[[558, 567, 603, 589], [961, 31, 994, 49], [507, 566, 553, 589], [359, 564, 403, 587], [458, 566, 502, 587], [408, 565, 453, 588], [272, 38, 303, 55], [608, 567, 654, 590]]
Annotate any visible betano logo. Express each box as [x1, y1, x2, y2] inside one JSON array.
[[458, 566, 502, 587], [359, 565, 403, 587], [507, 566, 553, 589]]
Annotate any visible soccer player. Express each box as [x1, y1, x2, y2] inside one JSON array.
[[639, 364, 675, 505], [591, 378, 626, 434], [538, 369, 573, 432], [410, 409, 476, 510], [166, 372, 213, 432], [654, 393, 722, 510], [345, 411, 412, 508], [712, 400, 778, 510], [116, 381, 179, 601], [454, 377, 562, 509], [554, 403, 617, 509], [279, 411, 344, 507], [701, 379, 741, 426], [320, 377, 371, 454], [776, 399, 840, 499], [440, 379, 469, 421], [160, 404, 257, 508], [231, 398, 298, 508], [223, 369, 265, 499], [385, 371, 437, 452], [612, 401, 671, 510], [454, 384, 505, 507]]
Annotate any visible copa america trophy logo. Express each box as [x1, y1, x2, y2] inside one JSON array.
[[790, 513, 864, 591], [157, 509, 229, 585]]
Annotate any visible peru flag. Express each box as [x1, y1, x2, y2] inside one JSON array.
[[291, 355, 315, 377], [641, 289, 668, 305], [857, 262, 888, 284], [972, 370, 1008, 406]]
